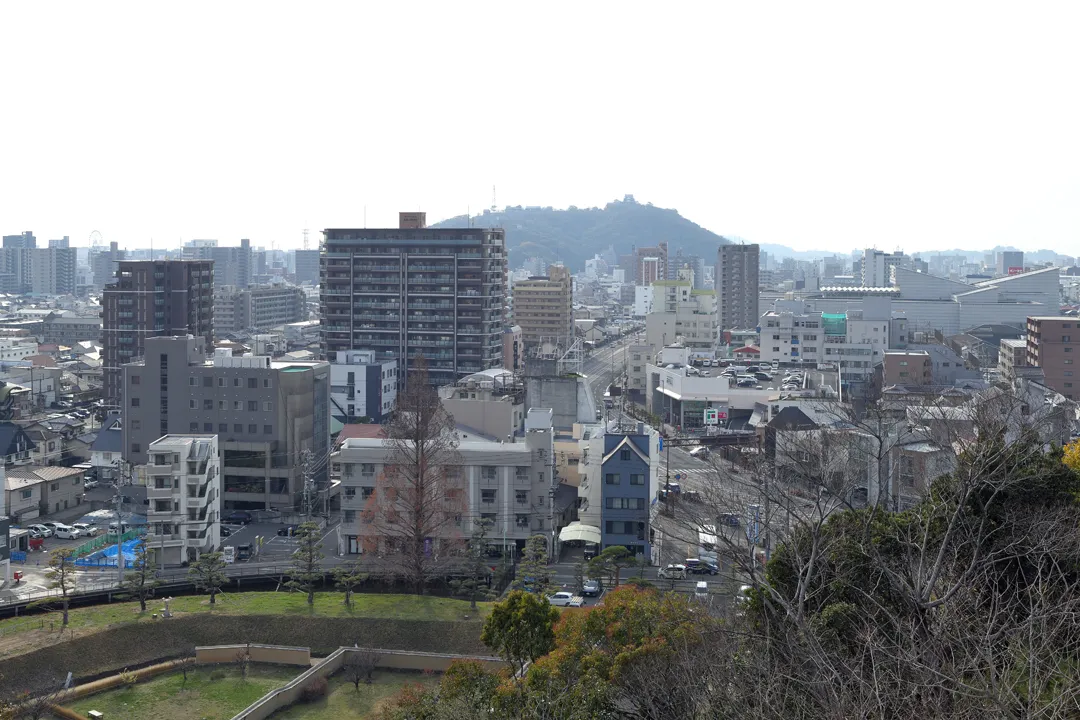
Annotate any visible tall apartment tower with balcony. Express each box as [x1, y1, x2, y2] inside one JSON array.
[[715, 244, 759, 332], [321, 212, 506, 387], [511, 265, 573, 350], [142, 434, 221, 566], [102, 260, 214, 405]]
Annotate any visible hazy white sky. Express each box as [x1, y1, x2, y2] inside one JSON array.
[[3, 2, 1079, 254]]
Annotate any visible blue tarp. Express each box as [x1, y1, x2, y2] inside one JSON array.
[[75, 539, 144, 568]]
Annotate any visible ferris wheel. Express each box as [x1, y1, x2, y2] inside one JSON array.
[[89, 230, 104, 249]]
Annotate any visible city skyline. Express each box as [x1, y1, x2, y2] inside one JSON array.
[[3, 4, 1079, 254]]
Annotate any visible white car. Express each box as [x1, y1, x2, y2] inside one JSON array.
[[547, 592, 584, 607], [72, 523, 99, 537], [658, 563, 687, 580], [688, 446, 709, 458], [53, 524, 82, 540], [27, 524, 53, 538]]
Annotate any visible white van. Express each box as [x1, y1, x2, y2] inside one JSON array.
[[694, 581, 709, 599], [54, 524, 81, 540]]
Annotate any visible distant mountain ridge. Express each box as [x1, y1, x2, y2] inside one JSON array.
[[432, 196, 730, 271]]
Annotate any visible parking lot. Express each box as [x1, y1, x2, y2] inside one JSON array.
[[220, 521, 336, 563]]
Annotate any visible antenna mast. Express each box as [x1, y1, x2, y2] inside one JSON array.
[[491, 185, 497, 213], [303, 228, 309, 250]]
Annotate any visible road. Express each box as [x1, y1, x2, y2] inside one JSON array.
[[582, 330, 638, 418]]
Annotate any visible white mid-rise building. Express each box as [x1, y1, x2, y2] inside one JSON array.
[[142, 434, 221, 566], [329, 350, 398, 425]]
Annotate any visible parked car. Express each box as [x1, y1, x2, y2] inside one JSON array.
[[83, 479, 99, 490], [53, 524, 81, 540], [220, 525, 234, 538], [582, 578, 603, 597], [682, 490, 703, 503], [72, 523, 99, 537], [685, 558, 719, 575], [225, 510, 254, 525], [42, 522, 62, 532], [719, 513, 741, 527], [277, 524, 300, 537], [688, 446, 709, 458], [28, 524, 53, 538], [695, 581, 710, 599], [547, 591, 584, 607], [658, 564, 687, 580]]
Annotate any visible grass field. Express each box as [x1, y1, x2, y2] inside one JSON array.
[[66, 665, 301, 720], [270, 671, 440, 719], [0, 591, 489, 659]]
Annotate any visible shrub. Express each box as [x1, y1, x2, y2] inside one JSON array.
[[300, 676, 329, 702], [209, 668, 227, 681]]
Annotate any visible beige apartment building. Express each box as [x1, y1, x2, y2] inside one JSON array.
[[1026, 316, 1079, 400], [512, 265, 573, 349]]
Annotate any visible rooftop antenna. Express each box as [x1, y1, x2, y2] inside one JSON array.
[[491, 185, 497, 214], [303, 228, 309, 250]]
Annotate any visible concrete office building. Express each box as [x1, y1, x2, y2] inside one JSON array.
[[1026, 316, 1079, 400], [631, 243, 668, 286], [998, 338, 1029, 383], [329, 350, 398, 425], [512, 265, 573, 349], [214, 284, 307, 334], [321, 212, 506, 387], [293, 249, 320, 286], [102, 260, 214, 405], [184, 239, 253, 289], [90, 241, 125, 289], [142, 434, 221, 565], [122, 336, 329, 511], [878, 350, 933, 386], [333, 407, 555, 556], [997, 251, 1025, 276], [42, 314, 103, 345], [644, 281, 717, 353], [715, 244, 759, 332]]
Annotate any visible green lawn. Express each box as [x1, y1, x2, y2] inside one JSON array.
[[66, 665, 301, 720], [270, 671, 440, 719], [2, 590, 487, 640]]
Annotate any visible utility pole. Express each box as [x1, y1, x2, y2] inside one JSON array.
[[115, 460, 128, 585], [299, 449, 314, 521]]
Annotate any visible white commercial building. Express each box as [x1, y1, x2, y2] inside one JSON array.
[[633, 285, 654, 317], [329, 350, 398, 425], [644, 281, 717, 354], [333, 408, 556, 557], [142, 434, 221, 567]]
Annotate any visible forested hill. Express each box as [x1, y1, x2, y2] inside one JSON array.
[[432, 196, 730, 271]]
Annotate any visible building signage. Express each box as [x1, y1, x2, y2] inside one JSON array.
[[1008, 266, 1023, 275], [703, 406, 729, 425]]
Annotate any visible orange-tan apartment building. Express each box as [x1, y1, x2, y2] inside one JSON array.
[[1026, 316, 1079, 400], [512, 265, 573, 349]]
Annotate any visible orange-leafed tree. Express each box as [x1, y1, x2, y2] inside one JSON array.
[[361, 355, 465, 594]]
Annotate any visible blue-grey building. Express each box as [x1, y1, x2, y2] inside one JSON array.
[[600, 432, 652, 557]]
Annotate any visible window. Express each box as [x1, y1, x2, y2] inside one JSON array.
[[248, 378, 258, 389], [233, 378, 241, 387], [130, 397, 140, 407], [621, 449, 631, 461], [234, 401, 242, 410], [218, 423, 228, 432], [189, 422, 198, 432], [343, 510, 356, 522], [131, 420, 140, 430], [630, 474, 645, 485], [481, 489, 496, 504], [189, 399, 196, 409], [361, 487, 375, 500], [20, 489, 31, 500], [218, 401, 226, 410], [263, 425, 272, 434], [1066, 347, 1073, 353], [606, 498, 646, 510], [234, 423, 243, 432], [188, 377, 196, 386], [361, 463, 375, 475], [51, 482, 58, 491], [344, 487, 356, 498], [1066, 359, 1074, 365], [516, 490, 528, 504], [248, 424, 257, 434], [263, 402, 271, 412], [204, 399, 214, 410], [1064, 336, 1072, 342], [605, 473, 619, 485], [263, 379, 270, 388], [131, 375, 141, 385], [248, 401, 258, 411], [218, 378, 225, 387], [202, 377, 213, 387], [204, 423, 213, 432], [1066, 383, 1074, 388], [131, 443, 141, 453]]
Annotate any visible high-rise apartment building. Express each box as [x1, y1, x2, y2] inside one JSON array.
[[122, 337, 330, 511], [141, 434, 221, 565], [511, 265, 573, 349], [321, 212, 506, 386], [184, 239, 253, 288], [102, 260, 214, 405], [1026, 316, 1079, 400], [0, 231, 36, 294], [213, 284, 307, 334], [715, 244, 759, 331], [30, 244, 77, 295], [293, 249, 320, 286]]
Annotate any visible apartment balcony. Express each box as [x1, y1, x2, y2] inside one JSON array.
[[409, 287, 453, 295], [408, 264, 455, 272], [354, 301, 401, 310], [354, 314, 401, 322], [353, 264, 401, 272], [408, 301, 453, 310], [354, 285, 399, 295], [407, 314, 454, 322], [146, 484, 176, 500], [411, 338, 453, 347]]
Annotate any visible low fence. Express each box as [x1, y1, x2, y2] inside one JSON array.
[[230, 647, 503, 720], [196, 643, 311, 666], [71, 529, 145, 560]]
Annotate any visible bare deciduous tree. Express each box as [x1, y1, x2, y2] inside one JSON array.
[[344, 649, 381, 690], [45, 548, 76, 626], [361, 355, 465, 594]]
